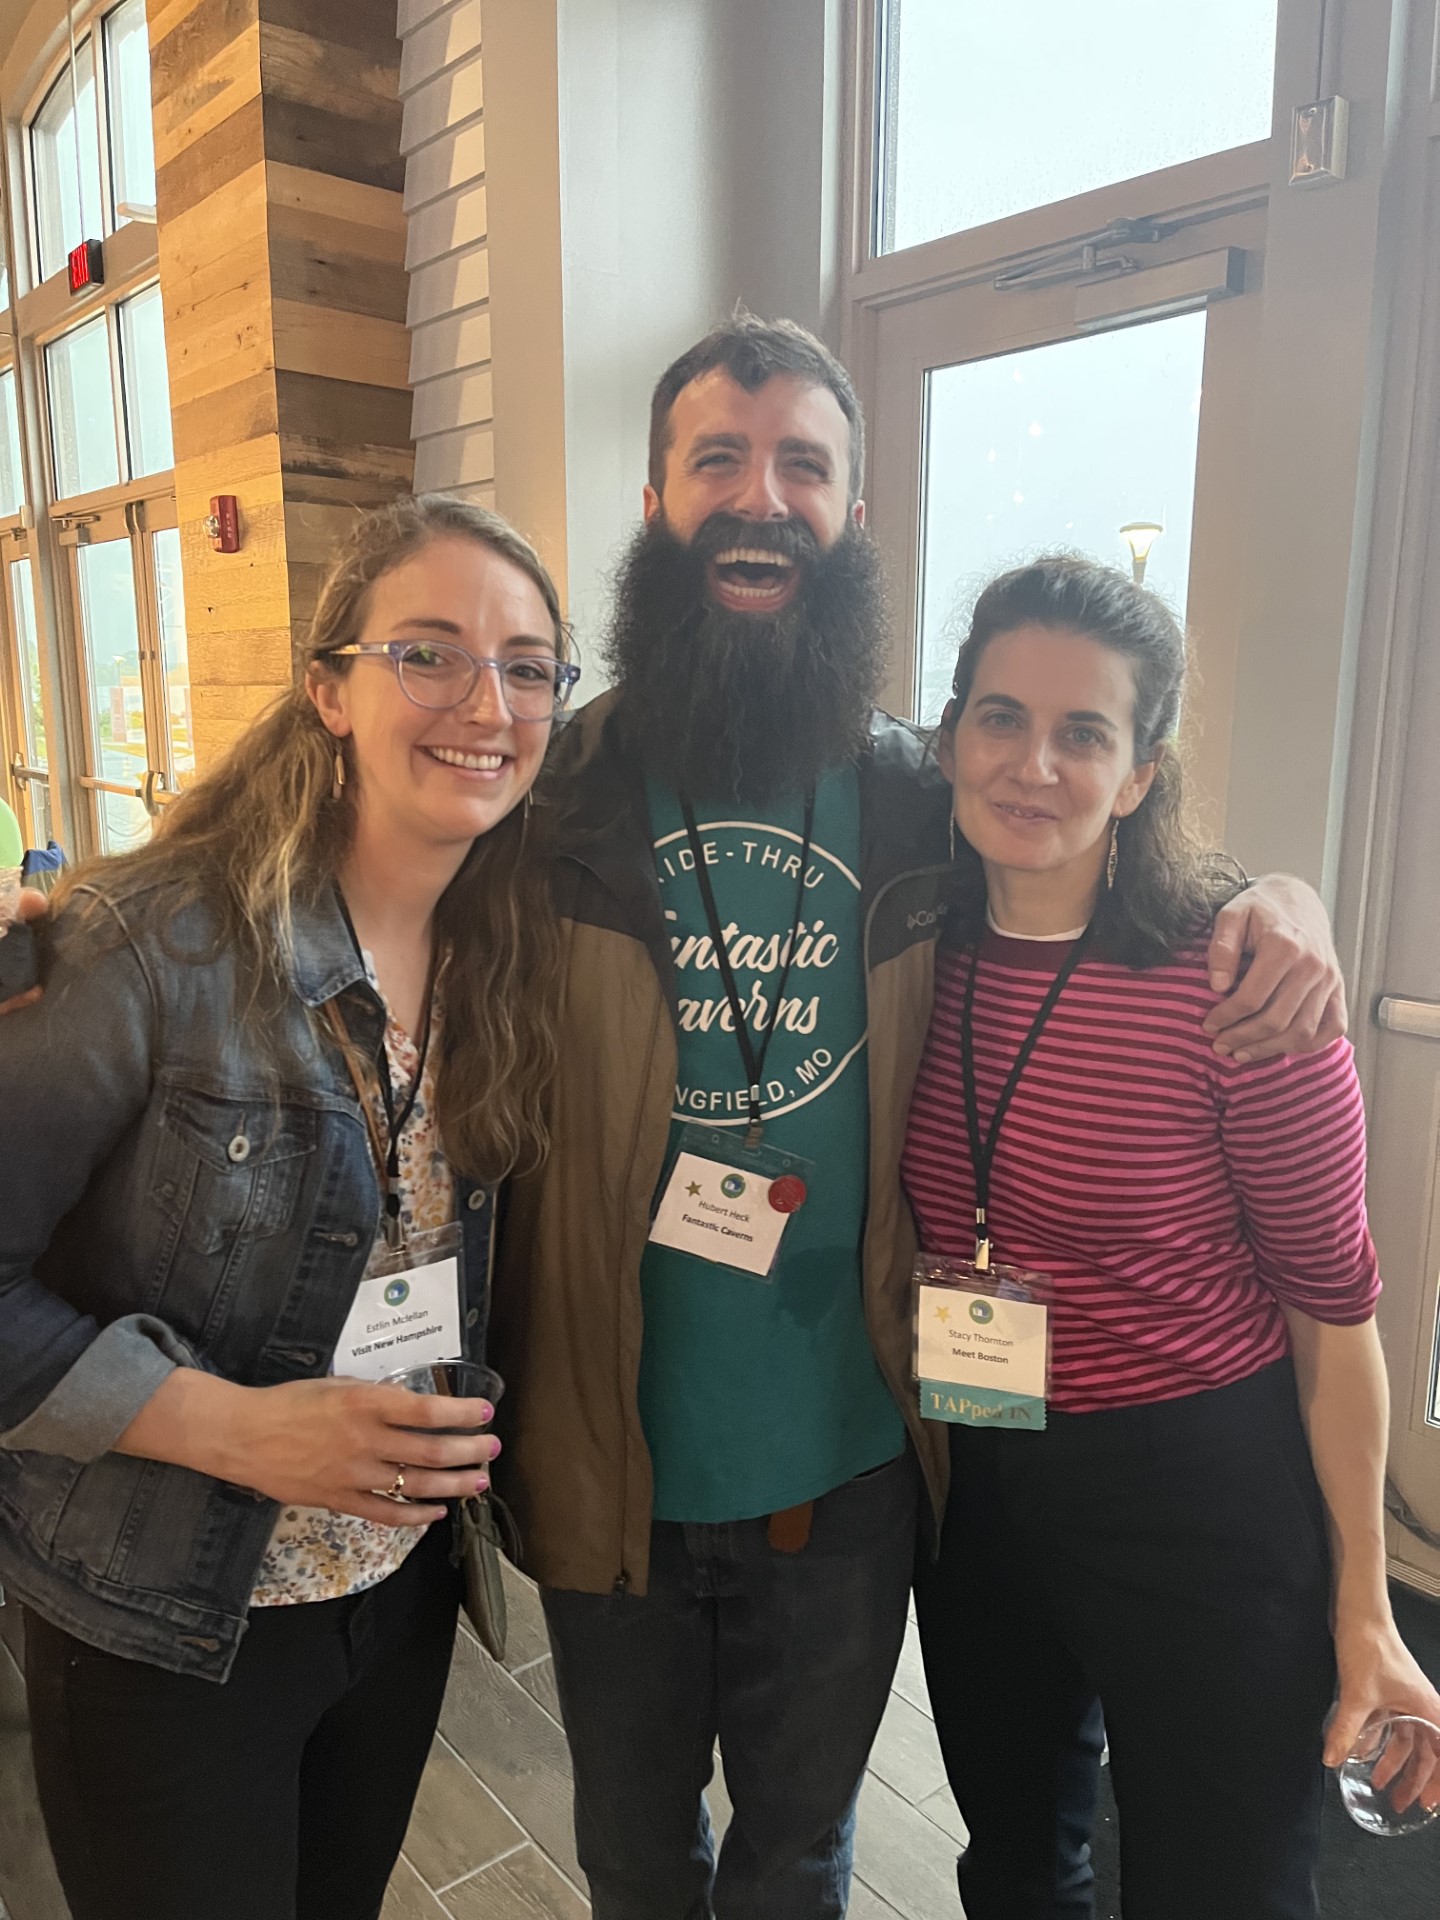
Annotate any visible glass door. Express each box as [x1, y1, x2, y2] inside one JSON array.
[[61, 496, 188, 853], [70, 511, 150, 851], [1353, 68, 1440, 1597], [3, 550, 54, 848], [148, 511, 193, 802], [852, 0, 1296, 826], [908, 310, 1209, 725], [866, 196, 1265, 824]]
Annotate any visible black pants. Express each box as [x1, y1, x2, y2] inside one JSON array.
[[914, 1360, 1335, 1920], [25, 1521, 460, 1920]]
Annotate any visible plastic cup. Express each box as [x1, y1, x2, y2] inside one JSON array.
[[1337, 1714, 1440, 1836], [374, 1358, 501, 1506], [380, 1358, 503, 1434]]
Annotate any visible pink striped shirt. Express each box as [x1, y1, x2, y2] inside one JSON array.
[[901, 927, 1380, 1412]]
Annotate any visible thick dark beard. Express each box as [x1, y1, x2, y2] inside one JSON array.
[[602, 513, 889, 804]]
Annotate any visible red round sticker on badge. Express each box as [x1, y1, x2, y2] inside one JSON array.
[[768, 1175, 808, 1214]]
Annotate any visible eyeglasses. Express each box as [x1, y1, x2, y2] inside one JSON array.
[[324, 641, 581, 720]]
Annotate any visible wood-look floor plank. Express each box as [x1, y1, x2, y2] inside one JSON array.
[[708, 1745, 733, 1842], [438, 1631, 581, 1886], [496, 1563, 553, 1675], [917, 1782, 968, 1845], [383, 1853, 451, 1919], [891, 1617, 933, 1719], [441, 1845, 588, 1919], [867, 1690, 949, 1807], [401, 1735, 526, 1891], [0, 1642, 70, 1920], [848, 1876, 908, 1919], [512, 1656, 562, 1725], [852, 1772, 963, 1920]]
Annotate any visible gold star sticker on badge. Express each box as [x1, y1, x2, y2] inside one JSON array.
[[686, 1181, 702, 1197], [934, 1304, 951, 1323]]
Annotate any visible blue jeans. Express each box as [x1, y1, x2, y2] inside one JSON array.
[[541, 1450, 917, 1919]]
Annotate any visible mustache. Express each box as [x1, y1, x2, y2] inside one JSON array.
[[687, 512, 823, 566]]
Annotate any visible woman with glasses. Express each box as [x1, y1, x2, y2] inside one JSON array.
[[0, 495, 578, 1920]]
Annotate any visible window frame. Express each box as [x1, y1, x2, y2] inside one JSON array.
[[21, 2, 148, 303], [103, 0, 157, 223], [837, 2, 1321, 768], [861, 0, 1283, 268], [0, 1, 177, 863]]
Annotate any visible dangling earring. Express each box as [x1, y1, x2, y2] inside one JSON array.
[[521, 789, 534, 836], [948, 814, 957, 863], [332, 749, 347, 803], [1106, 818, 1119, 890]]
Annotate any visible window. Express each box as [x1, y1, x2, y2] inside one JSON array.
[[9, 8, 174, 862], [27, 5, 159, 288], [913, 315, 1207, 721], [106, 0, 157, 219], [31, 37, 105, 283], [852, 0, 1298, 766], [152, 527, 192, 785], [876, 0, 1279, 254], [0, 370, 25, 518], [10, 559, 45, 770], [47, 313, 122, 498], [119, 284, 173, 476], [46, 283, 174, 501]]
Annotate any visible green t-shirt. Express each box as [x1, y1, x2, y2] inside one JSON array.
[[638, 767, 906, 1523]]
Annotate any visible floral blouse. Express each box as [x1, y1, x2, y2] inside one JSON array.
[[250, 981, 454, 1607]]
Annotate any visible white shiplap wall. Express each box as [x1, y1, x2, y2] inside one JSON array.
[[398, 0, 494, 503]]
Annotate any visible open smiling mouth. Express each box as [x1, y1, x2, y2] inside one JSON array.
[[993, 801, 1058, 824], [706, 547, 801, 613], [422, 746, 512, 778]]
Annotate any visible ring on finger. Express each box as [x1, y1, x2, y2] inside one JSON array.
[[380, 1470, 406, 1502]]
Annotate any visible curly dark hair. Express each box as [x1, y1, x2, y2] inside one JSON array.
[[943, 554, 1238, 968]]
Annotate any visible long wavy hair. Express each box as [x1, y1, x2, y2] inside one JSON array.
[[57, 494, 565, 1181], [943, 554, 1237, 967]]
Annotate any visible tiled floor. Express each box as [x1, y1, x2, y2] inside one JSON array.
[[0, 1568, 967, 1920]]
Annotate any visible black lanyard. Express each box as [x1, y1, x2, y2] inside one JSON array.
[[374, 994, 435, 1240], [336, 895, 437, 1247], [679, 790, 816, 1147], [959, 920, 1095, 1269]]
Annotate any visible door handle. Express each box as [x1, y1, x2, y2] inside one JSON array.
[[1374, 996, 1440, 1040]]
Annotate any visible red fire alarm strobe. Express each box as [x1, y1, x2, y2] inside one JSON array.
[[67, 239, 104, 294], [205, 495, 241, 553]]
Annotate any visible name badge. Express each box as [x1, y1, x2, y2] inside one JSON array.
[[333, 1222, 464, 1380], [914, 1256, 1051, 1430], [648, 1124, 811, 1281]]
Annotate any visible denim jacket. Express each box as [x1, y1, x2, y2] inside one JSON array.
[[0, 876, 493, 1681]]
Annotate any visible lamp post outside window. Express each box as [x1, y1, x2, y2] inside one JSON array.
[[1119, 521, 1164, 585]]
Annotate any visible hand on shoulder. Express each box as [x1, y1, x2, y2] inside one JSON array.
[[1201, 874, 1346, 1065]]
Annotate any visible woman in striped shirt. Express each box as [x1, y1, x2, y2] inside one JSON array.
[[903, 556, 1439, 1919]]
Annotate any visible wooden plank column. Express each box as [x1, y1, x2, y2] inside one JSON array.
[[148, 0, 414, 769]]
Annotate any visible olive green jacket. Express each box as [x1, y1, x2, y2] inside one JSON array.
[[489, 692, 952, 1594]]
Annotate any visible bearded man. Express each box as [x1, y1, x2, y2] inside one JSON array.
[[486, 314, 1345, 1920]]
